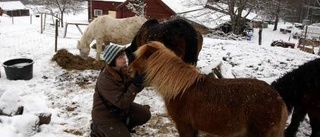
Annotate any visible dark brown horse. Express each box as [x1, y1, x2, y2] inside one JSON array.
[[271, 58, 320, 137], [129, 41, 288, 137], [125, 18, 203, 65]]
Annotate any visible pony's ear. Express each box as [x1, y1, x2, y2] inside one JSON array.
[[143, 44, 159, 59]]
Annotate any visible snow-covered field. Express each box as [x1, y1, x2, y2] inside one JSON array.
[[0, 9, 319, 137]]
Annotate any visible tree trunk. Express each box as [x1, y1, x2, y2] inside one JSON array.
[[273, 0, 281, 31], [273, 16, 279, 31], [229, 0, 247, 35], [60, 11, 64, 28], [233, 17, 244, 35]]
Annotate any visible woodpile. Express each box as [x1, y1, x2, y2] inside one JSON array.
[[298, 38, 316, 54]]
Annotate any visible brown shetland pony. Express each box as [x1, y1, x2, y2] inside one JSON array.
[[129, 41, 288, 137], [125, 18, 203, 66]]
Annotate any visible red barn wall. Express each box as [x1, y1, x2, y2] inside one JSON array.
[[144, 0, 174, 20], [116, 0, 175, 20], [88, 1, 122, 21], [90, 0, 176, 21]]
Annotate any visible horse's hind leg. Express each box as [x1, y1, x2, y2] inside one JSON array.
[[285, 106, 307, 137], [175, 122, 198, 137]]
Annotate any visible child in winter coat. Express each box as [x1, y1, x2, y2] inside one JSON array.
[[91, 44, 151, 137]]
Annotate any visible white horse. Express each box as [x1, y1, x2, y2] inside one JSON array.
[[77, 15, 147, 60]]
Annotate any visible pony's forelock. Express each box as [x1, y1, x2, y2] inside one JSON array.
[[134, 43, 148, 59]]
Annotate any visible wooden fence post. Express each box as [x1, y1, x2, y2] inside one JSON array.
[[40, 14, 43, 34], [44, 13, 47, 31], [55, 19, 59, 52], [63, 23, 68, 38]]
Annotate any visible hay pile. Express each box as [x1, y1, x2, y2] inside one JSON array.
[[52, 49, 106, 70]]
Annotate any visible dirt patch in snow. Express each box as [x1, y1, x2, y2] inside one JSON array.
[[52, 49, 106, 70]]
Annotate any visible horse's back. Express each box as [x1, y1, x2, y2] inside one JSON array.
[[198, 77, 283, 108], [167, 77, 286, 136], [272, 58, 320, 91], [91, 15, 145, 44], [86, 15, 113, 34]]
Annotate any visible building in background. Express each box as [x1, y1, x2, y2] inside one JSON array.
[[88, 0, 124, 21], [0, 1, 29, 17], [88, 0, 177, 21]]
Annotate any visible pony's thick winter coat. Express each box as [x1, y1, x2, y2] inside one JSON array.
[[129, 41, 288, 137]]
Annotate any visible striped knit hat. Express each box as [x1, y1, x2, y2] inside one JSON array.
[[102, 45, 125, 64]]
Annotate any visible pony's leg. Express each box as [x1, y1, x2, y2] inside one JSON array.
[[285, 106, 307, 137], [175, 122, 198, 137], [95, 40, 104, 60], [308, 107, 320, 137], [307, 94, 320, 137], [309, 115, 320, 137], [102, 41, 109, 51]]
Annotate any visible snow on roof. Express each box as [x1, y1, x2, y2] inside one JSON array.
[[179, 8, 230, 29], [242, 10, 257, 20], [0, 1, 26, 10], [206, 2, 228, 11], [162, 0, 206, 13]]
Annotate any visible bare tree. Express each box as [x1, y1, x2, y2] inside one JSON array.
[[207, 0, 259, 34], [126, 0, 146, 16], [272, 0, 282, 31], [259, 0, 290, 31], [43, 0, 84, 27]]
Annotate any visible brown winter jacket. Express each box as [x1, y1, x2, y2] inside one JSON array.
[[92, 65, 143, 124]]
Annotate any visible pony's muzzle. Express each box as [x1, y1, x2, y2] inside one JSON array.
[[127, 68, 136, 78], [79, 52, 89, 60], [80, 56, 88, 60], [78, 49, 90, 59]]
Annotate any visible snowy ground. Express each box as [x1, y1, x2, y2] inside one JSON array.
[[0, 9, 319, 137]]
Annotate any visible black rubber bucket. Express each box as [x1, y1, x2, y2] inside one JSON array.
[[2, 58, 34, 80]]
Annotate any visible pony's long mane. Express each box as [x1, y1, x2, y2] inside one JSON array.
[[139, 42, 204, 99]]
